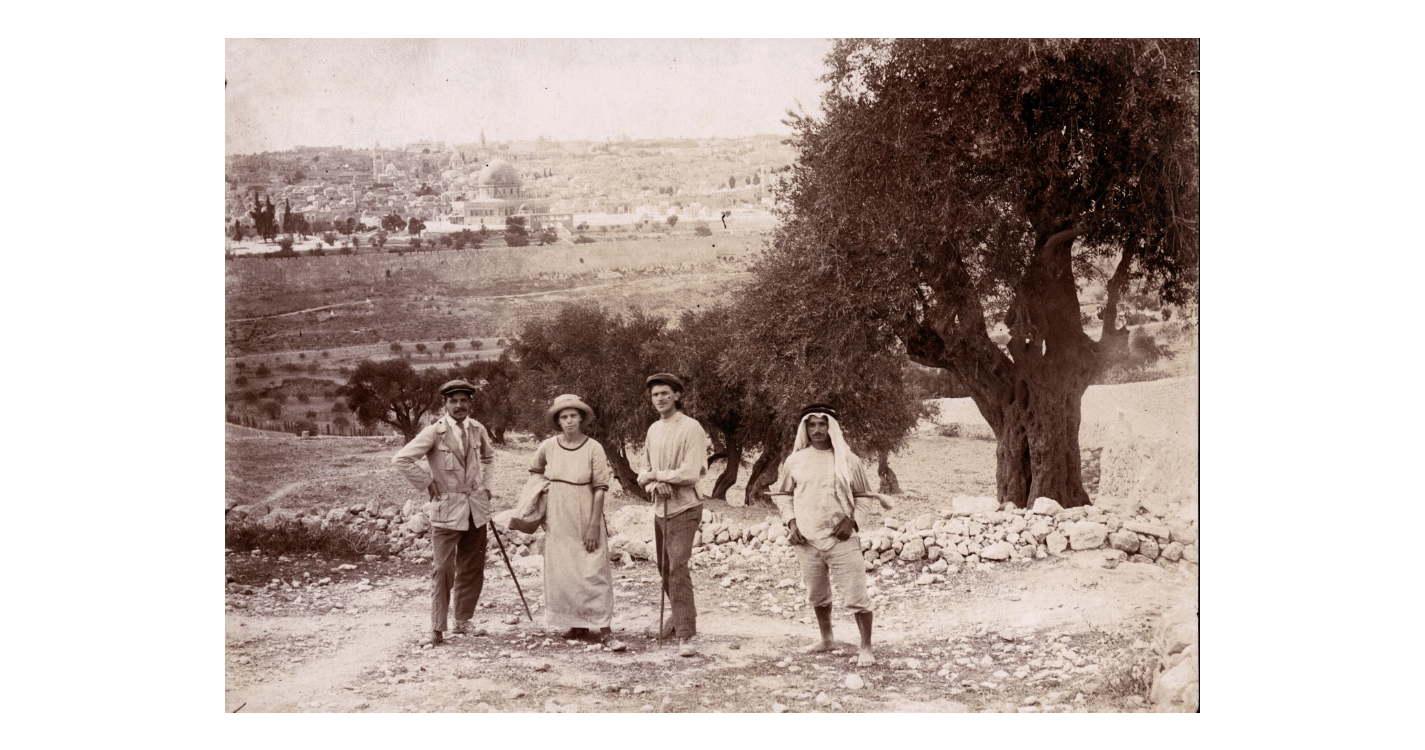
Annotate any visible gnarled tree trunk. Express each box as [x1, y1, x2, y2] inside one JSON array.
[[877, 452, 901, 495], [993, 225, 1098, 507], [742, 425, 789, 507], [903, 226, 1108, 509], [710, 437, 742, 501], [606, 440, 649, 501]]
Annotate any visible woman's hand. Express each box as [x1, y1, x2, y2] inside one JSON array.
[[582, 522, 600, 552]]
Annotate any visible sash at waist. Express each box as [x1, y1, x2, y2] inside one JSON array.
[[527, 470, 594, 487]]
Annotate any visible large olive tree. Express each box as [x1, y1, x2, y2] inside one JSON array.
[[769, 39, 1199, 507]]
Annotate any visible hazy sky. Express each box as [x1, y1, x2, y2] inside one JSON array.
[[226, 39, 834, 153]]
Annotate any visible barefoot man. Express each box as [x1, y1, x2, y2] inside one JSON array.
[[771, 404, 893, 667]]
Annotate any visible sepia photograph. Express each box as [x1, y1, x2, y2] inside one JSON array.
[[224, 37, 1200, 714]]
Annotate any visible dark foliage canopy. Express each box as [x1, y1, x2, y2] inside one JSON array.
[[763, 39, 1199, 506], [343, 358, 444, 443]]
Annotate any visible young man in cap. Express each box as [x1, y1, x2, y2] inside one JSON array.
[[637, 372, 708, 656], [392, 379, 497, 646], [770, 404, 893, 667]]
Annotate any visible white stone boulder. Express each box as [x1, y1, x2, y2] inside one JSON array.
[[951, 496, 999, 515]]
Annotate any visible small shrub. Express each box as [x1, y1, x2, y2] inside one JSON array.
[[235, 361, 248, 372], [255, 364, 271, 378], [694, 222, 712, 237], [331, 400, 346, 413], [936, 423, 961, 438], [307, 363, 319, 374], [224, 517, 389, 559], [574, 234, 595, 244], [1097, 648, 1155, 702], [296, 393, 311, 404], [234, 375, 248, 387], [282, 362, 301, 373], [299, 353, 306, 360], [471, 340, 483, 350]]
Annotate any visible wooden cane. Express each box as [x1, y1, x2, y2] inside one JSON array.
[[489, 522, 534, 622], [657, 486, 668, 649]]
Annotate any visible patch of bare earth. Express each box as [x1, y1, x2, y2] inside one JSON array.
[[226, 377, 1195, 713]]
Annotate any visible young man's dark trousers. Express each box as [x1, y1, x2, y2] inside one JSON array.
[[654, 504, 702, 638]]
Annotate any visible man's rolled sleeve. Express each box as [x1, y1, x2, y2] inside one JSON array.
[[847, 455, 875, 530], [770, 459, 797, 524], [392, 427, 436, 491], [656, 428, 707, 486]]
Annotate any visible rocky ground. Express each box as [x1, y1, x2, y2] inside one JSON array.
[[225, 537, 1193, 713], [225, 377, 1198, 713]]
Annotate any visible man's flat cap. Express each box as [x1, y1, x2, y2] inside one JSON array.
[[439, 379, 479, 397], [645, 372, 685, 391], [799, 403, 839, 421]]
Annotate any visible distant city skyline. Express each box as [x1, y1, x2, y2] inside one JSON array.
[[226, 39, 834, 155]]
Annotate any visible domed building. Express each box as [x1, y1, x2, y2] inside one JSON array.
[[448, 158, 570, 231]]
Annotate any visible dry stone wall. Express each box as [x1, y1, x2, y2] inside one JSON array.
[[229, 488, 1198, 581]]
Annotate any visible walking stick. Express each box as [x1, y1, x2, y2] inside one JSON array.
[[657, 485, 669, 649], [489, 522, 534, 622]]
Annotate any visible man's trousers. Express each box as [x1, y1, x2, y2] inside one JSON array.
[[793, 536, 873, 613], [654, 504, 702, 638], [430, 518, 487, 631]]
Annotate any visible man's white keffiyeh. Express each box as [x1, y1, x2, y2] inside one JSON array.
[[793, 412, 895, 518]]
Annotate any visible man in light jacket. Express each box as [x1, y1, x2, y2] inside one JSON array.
[[392, 379, 497, 646]]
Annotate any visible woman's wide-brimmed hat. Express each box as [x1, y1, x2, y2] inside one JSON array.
[[547, 394, 595, 427]]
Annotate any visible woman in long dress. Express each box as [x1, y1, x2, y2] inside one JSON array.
[[530, 394, 626, 651]]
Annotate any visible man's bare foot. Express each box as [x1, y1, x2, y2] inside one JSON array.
[[805, 640, 836, 654], [856, 648, 876, 667]]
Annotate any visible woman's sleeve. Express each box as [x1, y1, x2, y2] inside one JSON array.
[[590, 441, 612, 492], [529, 440, 548, 475]]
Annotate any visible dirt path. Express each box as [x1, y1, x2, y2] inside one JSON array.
[[263, 480, 308, 505], [225, 551, 1193, 713], [228, 300, 373, 323]]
